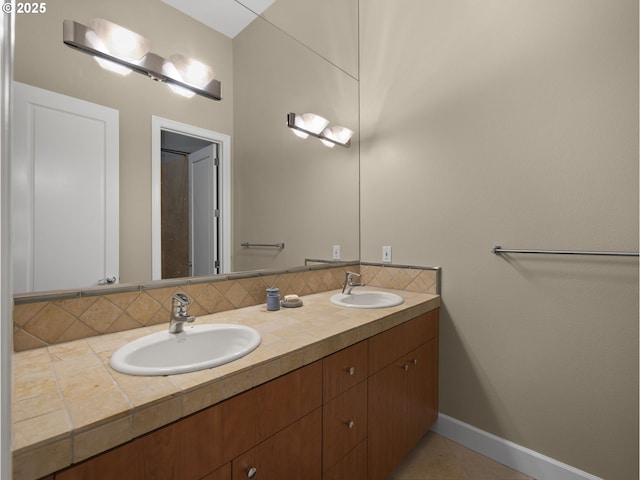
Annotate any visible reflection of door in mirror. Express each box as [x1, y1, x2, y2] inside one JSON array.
[[12, 82, 119, 293], [152, 117, 231, 280], [161, 139, 218, 279]]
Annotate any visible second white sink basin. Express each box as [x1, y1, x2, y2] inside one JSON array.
[[330, 291, 404, 309], [110, 323, 261, 376]]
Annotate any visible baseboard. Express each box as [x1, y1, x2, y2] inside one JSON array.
[[432, 414, 603, 480]]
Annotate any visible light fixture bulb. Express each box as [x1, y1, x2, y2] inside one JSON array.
[[93, 56, 133, 76], [292, 130, 309, 139], [322, 126, 354, 146], [169, 54, 214, 88], [167, 83, 196, 98], [301, 113, 329, 134], [320, 139, 336, 148], [88, 18, 150, 61]]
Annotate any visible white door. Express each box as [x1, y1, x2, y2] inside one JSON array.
[[12, 82, 119, 293], [189, 144, 218, 276]]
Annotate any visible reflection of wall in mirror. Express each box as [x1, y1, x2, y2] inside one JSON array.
[[232, 13, 360, 272], [246, 0, 359, 78]]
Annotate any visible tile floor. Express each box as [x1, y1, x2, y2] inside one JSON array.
[[389, 432, 536, 480]]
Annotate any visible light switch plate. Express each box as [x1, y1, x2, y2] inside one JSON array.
[[333, 245, 341, 260], [382, 246, 392, 263]]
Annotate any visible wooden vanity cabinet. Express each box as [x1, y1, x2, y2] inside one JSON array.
[[52, 308, 439, 480], [367, 310, 439, 480]]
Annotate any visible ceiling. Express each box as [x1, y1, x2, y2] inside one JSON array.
[[160, 0, 277, 38]]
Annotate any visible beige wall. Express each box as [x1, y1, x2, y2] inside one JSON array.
[[259, 0, 359, 78], [14, 0, 234, 283], [360, 1, 638, 479]]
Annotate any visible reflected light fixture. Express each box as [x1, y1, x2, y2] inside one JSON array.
[[289, 113, 329, 139], [63, 19, 221, 101], [287, 113, 353, 148], [319, 126, 354, 148]]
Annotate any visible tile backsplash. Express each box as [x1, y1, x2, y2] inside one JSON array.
[[12, 263, 440, 352]]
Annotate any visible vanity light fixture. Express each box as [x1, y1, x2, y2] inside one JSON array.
[[287, 112, 353, 148], [319, 125, 354, 148], [63, 19, 221, 101]]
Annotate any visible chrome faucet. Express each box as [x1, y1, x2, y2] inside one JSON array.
[[169, 293, 196, 333], [342, 271, 365, 294]]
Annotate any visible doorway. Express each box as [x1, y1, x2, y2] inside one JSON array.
[[151, 116, 231, 279]]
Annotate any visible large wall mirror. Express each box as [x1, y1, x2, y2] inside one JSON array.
[[12, 0, 359, 294]]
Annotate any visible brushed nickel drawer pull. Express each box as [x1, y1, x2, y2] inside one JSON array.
[[346, 367, 356, 375]]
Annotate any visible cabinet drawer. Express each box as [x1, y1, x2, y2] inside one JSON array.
[[323, 340, 368, 402], [368, 309, 438, 375], [405, 310, 438, 354], [232, 408, 322, 480], [222, 360, 322, 462], [368, 320, 410, 375], [322, 440, 367, 480], [200, 463, 230, 480], [322, 380, 368, 472]]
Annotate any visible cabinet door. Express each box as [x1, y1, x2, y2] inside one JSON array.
[[57, 404, 226, 480], [406, 340, 438, 449], [55, 435, 146, 480], [231, 409, 322, 480], [367, 360, 407, 480]]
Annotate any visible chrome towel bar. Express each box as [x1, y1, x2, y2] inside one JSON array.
[[241, 242, 285, 249], [492, 246, 639, 257]]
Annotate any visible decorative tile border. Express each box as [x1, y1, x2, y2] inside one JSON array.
[[11, 262, 440, 352], [360, 262, 441, 294]]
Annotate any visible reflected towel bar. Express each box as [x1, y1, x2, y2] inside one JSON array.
[[491, 246, 639, 257], [241, 242, 285, 249]]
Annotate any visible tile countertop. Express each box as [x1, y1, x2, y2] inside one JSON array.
[[12, 287, 440, 480]]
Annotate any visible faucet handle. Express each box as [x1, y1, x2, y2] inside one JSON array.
[[173, 293, 191, 306]]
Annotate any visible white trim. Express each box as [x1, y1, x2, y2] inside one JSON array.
[[432, 414, 603, 480], [0, 7, 12, 479], [151, 116, 231, 278]]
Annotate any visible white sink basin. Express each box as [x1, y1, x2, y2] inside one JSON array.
[[330, 291, 404, 309], [110, 323, 261, 376]]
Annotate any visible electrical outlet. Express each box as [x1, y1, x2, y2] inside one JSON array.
[[333, 245, 341, 260], [382, 246, 392, 263]]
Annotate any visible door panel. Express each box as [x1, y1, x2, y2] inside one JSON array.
[[12, 82, 119, 292], [189, 144, 218, 276]]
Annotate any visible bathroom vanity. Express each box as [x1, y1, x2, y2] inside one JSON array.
[[12, 288, 439, 480]]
